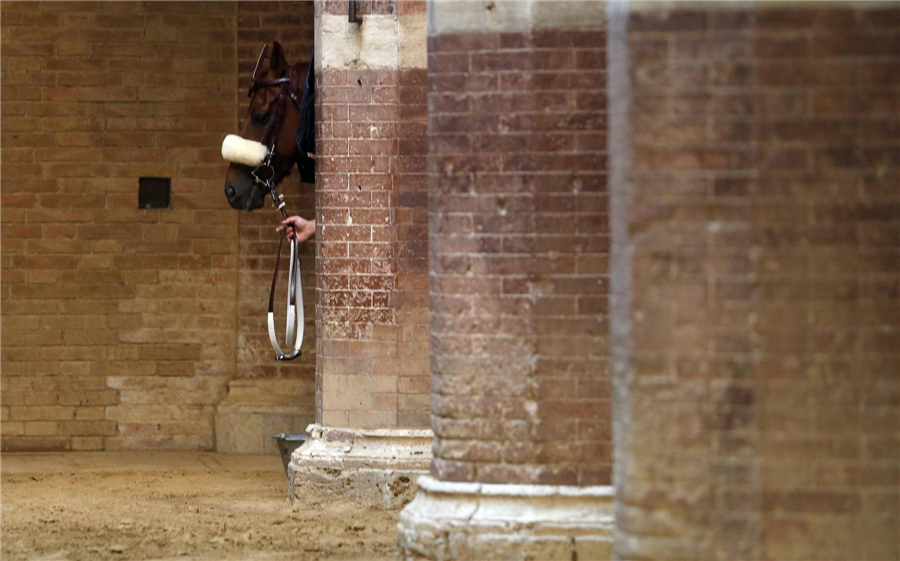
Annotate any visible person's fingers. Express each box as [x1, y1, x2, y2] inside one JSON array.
[[283, 219, 304, 232], [277, 217, 313, 242]]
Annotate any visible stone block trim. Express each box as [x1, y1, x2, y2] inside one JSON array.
[[427, 0, 606, 35], [315, 0, 427, 70], [609, 3, 900, 560], [397, 475, 614, 560], [427, 21, 610, 485], [317, 12, 427, 70]]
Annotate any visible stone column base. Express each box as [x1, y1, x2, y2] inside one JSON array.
[[397, 476, 614, 561], [288, 424, 432, 508]]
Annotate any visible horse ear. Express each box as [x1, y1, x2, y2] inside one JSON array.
[[270, 41, 288, 76]]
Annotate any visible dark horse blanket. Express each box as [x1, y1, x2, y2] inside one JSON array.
[[295, 53, 315, 184]]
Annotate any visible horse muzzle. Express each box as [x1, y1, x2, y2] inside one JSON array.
[[222, 135, 272, 211], [227, 181, 266, 211]]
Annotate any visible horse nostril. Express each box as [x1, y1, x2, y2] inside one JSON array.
[[226, 186, 236, 199]]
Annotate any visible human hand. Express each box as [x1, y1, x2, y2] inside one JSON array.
[[276, 216, 316, 243]]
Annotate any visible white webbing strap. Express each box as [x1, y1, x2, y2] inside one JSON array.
[[267, 237, 304, 360]]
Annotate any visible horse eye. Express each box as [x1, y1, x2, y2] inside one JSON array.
[[252, 112, 270, 126]]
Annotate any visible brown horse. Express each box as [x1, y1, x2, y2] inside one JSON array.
[[224, 42, 312, 211]]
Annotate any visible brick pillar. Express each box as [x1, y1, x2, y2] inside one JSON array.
[[398, 2, 613, 558], [609, 3, 899, 560], [287, 0, 432, 508]]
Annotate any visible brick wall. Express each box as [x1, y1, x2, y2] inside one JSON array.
[[1, 1, 238, 450], [1, 1, 316, 452], [610, 3, 899, 559], [427, 5, 610, 485], [314, 1, 431, 429]]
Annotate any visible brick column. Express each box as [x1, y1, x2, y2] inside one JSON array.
[[398, 2, 613, 558], [609, 3, 899, 560], [287, 0, 432, 507]]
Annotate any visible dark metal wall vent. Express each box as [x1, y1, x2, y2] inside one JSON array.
[[139, 177, 171, 209]]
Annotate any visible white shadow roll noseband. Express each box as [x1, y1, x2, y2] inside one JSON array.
[[222, 134, 268, 167]]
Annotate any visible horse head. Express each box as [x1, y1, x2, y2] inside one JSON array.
[[223, 42, 314, 211]]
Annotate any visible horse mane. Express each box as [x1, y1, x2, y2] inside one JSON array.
[[294, 53, 315, 185]]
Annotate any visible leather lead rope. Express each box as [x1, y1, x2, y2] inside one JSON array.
[[253, 78, 304, 361], [265, 185, 303, 361]]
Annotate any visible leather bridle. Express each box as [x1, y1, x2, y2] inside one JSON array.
[[247, 45, 304, 361]]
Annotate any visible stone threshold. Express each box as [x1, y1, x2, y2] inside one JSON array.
[[398, 475, 615, 560]]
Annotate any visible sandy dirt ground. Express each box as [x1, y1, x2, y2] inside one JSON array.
[[1, 452, 399, 561]]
